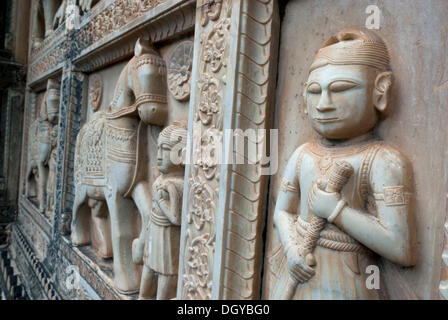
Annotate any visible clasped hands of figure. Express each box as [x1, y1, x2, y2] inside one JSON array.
[[286, 179, 342, 284]]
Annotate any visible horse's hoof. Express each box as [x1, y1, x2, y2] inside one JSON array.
[[71, 236, 90, 247], [115, 287, 140, 296]]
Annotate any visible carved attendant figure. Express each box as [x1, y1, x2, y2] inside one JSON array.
[[272, 29, 416, 299], [133, 121, 187, 300], [46, 125, 58, 219], [26, 79, 60, 214]]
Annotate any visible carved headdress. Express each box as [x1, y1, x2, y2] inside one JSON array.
[[40, 79, 60, 120], [159, 120, 188, 150], [309, 29, 390, 73]]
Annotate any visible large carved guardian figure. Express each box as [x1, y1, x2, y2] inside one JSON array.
[[26, 79, 60, 214], [71, 39, 167, 294], [271, 29, 416, 299]]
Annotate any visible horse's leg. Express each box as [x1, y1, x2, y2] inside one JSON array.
[[89, 199, 113, 259], [138, 266, 157, 300], [37, 162, 48, 213], [157, 274, 178, 300], [107, 191, 141, 294], [70, 186, 90, 246], [131, 181, 152, 264]]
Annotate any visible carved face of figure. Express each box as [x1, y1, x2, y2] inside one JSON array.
[[157, 142, 175, 174], [305, 64, 382, 140], [303, 29, 393, 140]]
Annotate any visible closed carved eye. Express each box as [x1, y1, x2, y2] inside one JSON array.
[[307, 83, 321, 94], [329, 80, 359, 92]]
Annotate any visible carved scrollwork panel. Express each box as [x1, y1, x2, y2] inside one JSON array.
[[179, 0, 232, 300]]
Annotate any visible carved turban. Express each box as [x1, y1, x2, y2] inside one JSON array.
[[309, 29, 390, 73]]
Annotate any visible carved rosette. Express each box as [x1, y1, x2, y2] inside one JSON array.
[[167, 41, 194, 101], [180, 0, 232, 300]]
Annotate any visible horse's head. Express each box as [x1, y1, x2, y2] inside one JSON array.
[[130, 38, 168, 126]]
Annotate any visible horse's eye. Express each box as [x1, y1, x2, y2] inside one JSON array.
[[330, 81, 358, 93], [307, 83, 321, 94]]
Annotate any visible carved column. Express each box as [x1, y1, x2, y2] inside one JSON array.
[[51, 68, 87, 246], [178, 0, 279, 299]]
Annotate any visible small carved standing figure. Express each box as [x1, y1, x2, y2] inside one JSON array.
[[272, 29, 416, 299], [133, 121, 187, 300], [46, 125, 58, 220]]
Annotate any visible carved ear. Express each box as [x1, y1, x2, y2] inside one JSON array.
[[134, 38, 153, 57], [373, 71, 392, 113]]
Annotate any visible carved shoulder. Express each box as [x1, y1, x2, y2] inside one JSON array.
[[370, 144, 413, 194], [280, 143, 309, 194]]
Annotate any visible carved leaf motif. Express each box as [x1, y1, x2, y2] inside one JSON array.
[[196, 75, 221, 126], [199, 0, 223, 27]]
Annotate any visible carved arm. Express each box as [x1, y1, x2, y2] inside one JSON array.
[[331, 148, 416, 266], [158, 182, 181, 226]]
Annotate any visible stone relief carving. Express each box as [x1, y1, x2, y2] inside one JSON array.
[[31, 0, 61, 49], [53, 0, 67, 30], [88, 73, 103, 112], [270, 29, 416, 299], [70, 38, 167, 294], [132, 121, 187, 300], [29, 41, 67, 84], [217, 0, 279, 299], [167, 41, 194, 101], [45, 125, 59, 221], [74, 0, 166, 53], [25, 79, 60, 215], [198, 0, 222, 27], [180, 0, 231, 300], [79, 0, 100, 14]]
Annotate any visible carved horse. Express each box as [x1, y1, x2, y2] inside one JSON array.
[[71, 39, 167, 294], [26, 80, 60, 214]]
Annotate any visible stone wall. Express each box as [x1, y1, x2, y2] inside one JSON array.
[[0, 0, 446, 300]]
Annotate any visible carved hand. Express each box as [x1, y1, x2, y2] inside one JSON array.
[[286, 245, 315, 283], [308, 180, 341, 220]]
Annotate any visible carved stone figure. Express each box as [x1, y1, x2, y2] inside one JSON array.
[[53, 0, 67, 30], [31, 0, 60, 48], [70, 39, 167, 294], [45, 125, 59, 220], [133, 121, 187, 300], [26, 79, 60, 214], [271, 29, 416, 299]]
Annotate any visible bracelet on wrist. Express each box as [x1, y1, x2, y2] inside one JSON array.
[[328, 199, 346, 223]]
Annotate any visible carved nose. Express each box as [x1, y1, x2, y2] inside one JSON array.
[[316, 103, 336, 112], [316, 90, 335, 112]]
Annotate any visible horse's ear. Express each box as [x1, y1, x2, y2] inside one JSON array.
[[135, 38, 154, 57]]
